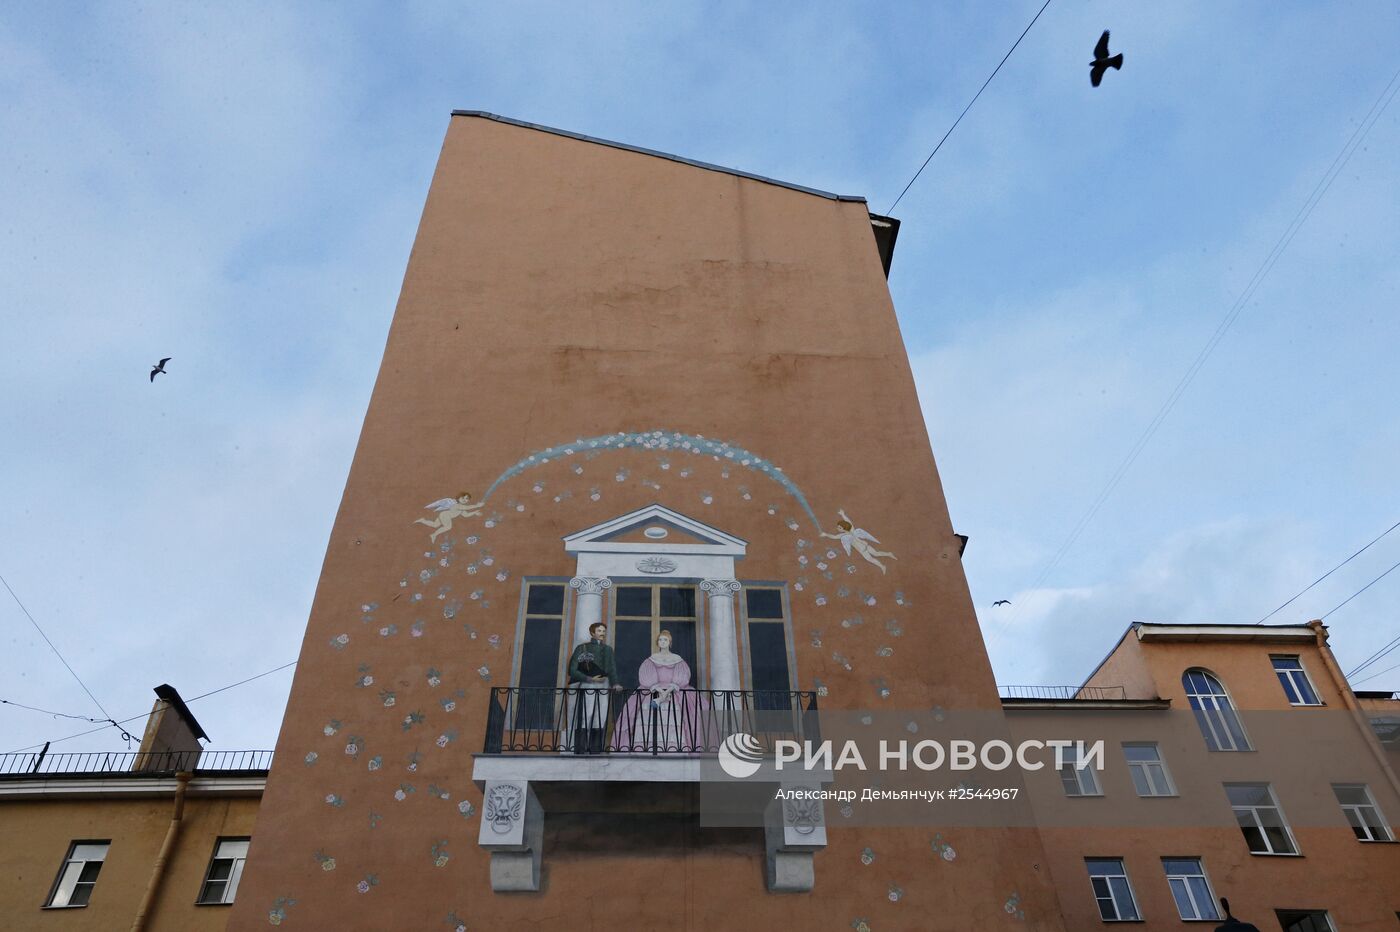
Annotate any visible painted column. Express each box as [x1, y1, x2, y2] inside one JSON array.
[[700, 578, 743, 692], [568, 576, 612, 645]]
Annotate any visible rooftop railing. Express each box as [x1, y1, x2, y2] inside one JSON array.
[[484, 686, 819, 755], [998, 685, 1128, 701], [0, 749, 273, 778]]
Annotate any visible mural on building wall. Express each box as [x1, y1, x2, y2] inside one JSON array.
[[283, 427, 1021, 927], [820, 509, 897, 575], [415, 493, 483, 543]]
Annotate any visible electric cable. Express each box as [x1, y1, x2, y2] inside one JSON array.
[[3, 659, 298, 755], [1256, 518, 1400, 624], [887, 0, 1054, 214]]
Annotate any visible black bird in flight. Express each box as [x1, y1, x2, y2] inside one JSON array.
[[993, 599, 1011, 607], [1090, 30, 1123, 87], [150, 357, 171, 382]]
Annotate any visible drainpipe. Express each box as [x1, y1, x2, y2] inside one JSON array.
[[1309, 620, 1400, 799], [131, 770, 191, 932]]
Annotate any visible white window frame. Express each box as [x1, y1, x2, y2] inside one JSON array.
[[1123, 743, 1176, 797], [197, 837, 249, 905], [1059, 745, 1102, 797], [1332, 783, 1394, 842], [45, 841, 109, 909], [1161, 857, 1219, 921], [1183, 669, 1251, 751], [1271, 655, 1322, 706], [1226, 783, 1299, 855], [1085, 858, 1141, 921]]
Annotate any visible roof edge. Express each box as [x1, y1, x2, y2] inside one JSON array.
[[450, 110, 868, 204]]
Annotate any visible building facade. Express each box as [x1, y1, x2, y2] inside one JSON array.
[[225, 112, 1066, 930], [0, 688, 267, 931], [1006, 622, 1400, 930]]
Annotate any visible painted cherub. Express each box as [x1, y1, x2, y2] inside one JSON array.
[[414, 492, 482, 542], [821, 509, 897, 574]]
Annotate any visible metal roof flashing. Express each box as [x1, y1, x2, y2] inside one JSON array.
[[451, 110, 869, 203]]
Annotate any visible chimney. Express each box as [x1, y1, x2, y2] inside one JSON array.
[[132, 684, 208, 771]]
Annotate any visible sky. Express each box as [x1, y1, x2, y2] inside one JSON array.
[[2, 1, 1399, 757]]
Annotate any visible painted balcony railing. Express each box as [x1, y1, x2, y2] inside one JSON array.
[[0, 749, 274, 778], [483, 686, 820, 755]]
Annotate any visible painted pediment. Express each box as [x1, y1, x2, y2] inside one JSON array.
[[563, 504, 747, 557]]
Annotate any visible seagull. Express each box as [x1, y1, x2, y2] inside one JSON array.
[[150, 357, 171, 382], [1090, 30, 1123, 87], [993, 599, 1011, 607]]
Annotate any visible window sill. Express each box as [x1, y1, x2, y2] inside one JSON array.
[[195, 901, 235, 907], [41, 905, 89, 910], [1247, 851, 1302, 857], [1357, 838, 1398, 845], [1134, 793, 1179, 799]]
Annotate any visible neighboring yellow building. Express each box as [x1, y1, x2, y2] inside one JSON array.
[[1004, 621, 1400, 931], [0, 686, 268, 932]]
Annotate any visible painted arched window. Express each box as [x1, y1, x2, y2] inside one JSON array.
[[1183, 669, 1250, 751]]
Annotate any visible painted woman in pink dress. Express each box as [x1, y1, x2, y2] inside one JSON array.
[[613, 631, 695, 752]]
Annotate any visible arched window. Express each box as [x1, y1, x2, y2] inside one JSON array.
[[1183, 669, 1250, 751]]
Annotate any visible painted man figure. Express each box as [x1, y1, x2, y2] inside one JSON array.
[[568, 622, 622, 753]]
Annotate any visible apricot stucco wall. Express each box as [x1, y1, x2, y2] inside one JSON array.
[[227, 114, 1066, 930], [0, 794, 259, 932]]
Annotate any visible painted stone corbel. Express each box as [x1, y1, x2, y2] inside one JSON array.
[[764, 783, 827, 892], [477, 781, 544, 892]]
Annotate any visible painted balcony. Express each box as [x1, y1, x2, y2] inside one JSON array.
[[482, 685, 820, 755], [472, 686, 827, 894]]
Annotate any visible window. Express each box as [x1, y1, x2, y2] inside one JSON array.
[[197, 838, 249, 905], [1085, 858, 1140, 921], [741, 585, 796, 709], [1272, 656, 1321, 705], [1275, 910, 1335, 932], [612, 584, 699, 690], [45, 841, 108, 908], [1058, 744, 1102, 797], [1226, 783, 1298, 854], [1183, 669, 1250, 751], [512, 581, 569, 729], [1123, 743, 1175, 797], [1161, 858, 1219, 921], [1332, 783, 1393, 842]]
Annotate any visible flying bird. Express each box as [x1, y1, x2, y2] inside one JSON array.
[[993, 599, 1011, 607], [1090, 30, 1123, 87], [149, 357, 171, 382]]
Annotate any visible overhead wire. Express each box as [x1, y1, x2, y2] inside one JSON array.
[[1350, 658, 1400, 688], [886, 0, 1054, 214], [1006, 63, 1400, 629], [1326, 556, 1400, 625], [1256, 518, 1400, 624], [1, 570, 132, 744], [0, 698, 109, 724], [3, 659, 298, 755]]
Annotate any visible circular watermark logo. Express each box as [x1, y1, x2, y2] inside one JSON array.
[[718, 732, 765, 778]]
